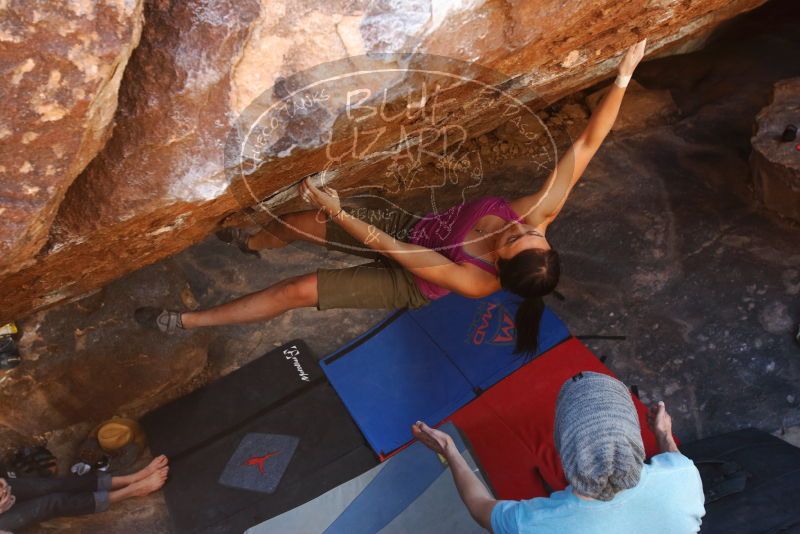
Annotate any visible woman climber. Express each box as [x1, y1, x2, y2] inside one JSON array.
[[136, 39, 647, 355]]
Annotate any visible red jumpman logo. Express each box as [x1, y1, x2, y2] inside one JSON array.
[[242, 451, 280, 475]]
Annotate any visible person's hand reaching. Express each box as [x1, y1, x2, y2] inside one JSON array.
[[648, 400, 672, 435], [412, 421, 455, 457], [299, 178, 342, 218], [648, 401, 679, 453], [617, 39, 647, 78]]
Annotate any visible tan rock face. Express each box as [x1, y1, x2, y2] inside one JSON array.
[[0, 0, 767, 323], [0, 0, 144, 275], [586, 80, 679, 132], [0, 300, 208, 437], [750, 78, 800, 222], [0, 341, 206, 437]]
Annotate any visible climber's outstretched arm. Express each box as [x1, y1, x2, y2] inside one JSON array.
[[511, 39, 647, 227], [299, 179, 498, 298]]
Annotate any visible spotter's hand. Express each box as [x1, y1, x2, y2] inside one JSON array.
[[412, 421, 455, 456], [618, 38, 647, 77], [647, 401, 673, 440], [299, 178, 341, 217]]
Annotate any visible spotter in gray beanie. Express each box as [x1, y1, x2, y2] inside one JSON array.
[[554, 371, 645, 501]]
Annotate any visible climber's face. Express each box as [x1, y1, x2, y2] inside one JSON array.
[[495, 221, 550, 260]]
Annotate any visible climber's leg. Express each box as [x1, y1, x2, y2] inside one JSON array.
[[178, 273, 319, 328], [134, 256, 432, 333]]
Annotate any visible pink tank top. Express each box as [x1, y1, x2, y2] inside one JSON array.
[[407, 196, 523, 300]]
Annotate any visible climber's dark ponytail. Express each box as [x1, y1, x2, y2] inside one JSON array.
[[513, 297, 546, 358], [497, 248, 560, 356]]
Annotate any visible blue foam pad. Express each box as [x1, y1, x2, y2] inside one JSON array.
[[409, 291, 570, 390], [321, 291, 569, 456], [322, 314, 475, 456]]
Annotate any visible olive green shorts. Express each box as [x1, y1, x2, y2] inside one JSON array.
[[316, 208, 431, 311]]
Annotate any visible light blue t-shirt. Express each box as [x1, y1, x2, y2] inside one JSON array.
[[491, 452, 705, 534]]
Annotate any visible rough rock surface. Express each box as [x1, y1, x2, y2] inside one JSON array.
[[0, 298, 208, 437], [750, 77, 800, 221], [0, 0, 144, 275], [3, 3, 800, 531], [586, 80, 679, 131], [0, 0, 768, 324]]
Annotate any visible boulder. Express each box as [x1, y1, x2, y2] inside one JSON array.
[[0, 324, 207, 437], [0, 0, 768, 323], [0, 0, 144, 275], [750, 77, 800, 222], [0, 261, 210, 438], [586, 80, 679, 132]]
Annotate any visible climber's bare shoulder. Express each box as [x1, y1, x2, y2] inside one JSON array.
[[509, 194, 551, 227], [448, 263, 500, 299]]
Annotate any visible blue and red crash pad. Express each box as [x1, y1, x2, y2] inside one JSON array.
[[449, 337, 664, 500], [320, 290, 570, 458]]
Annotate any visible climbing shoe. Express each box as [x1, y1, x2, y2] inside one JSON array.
[[135, 307, 184, 334], [8, 445, 57, 477]]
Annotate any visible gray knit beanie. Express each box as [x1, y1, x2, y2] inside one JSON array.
[[554, 371, 645, 501]]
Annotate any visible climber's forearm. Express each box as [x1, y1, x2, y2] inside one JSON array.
[[333, 209, 455, 270], [530, 75, 626, 220], [298, 177, 489, 295], [332, 210, 420, 259], [581, 82, 625, 149], [332, 210, 495, 297], [443, 444, 497, 530]]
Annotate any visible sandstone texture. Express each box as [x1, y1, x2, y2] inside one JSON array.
[[750, 77, 800, 222], [0, 0, 144, 275], [586, 80, 679, 132], [0, 308, 207, 438], [0, 0, 768, 323], [1, 4, 799, 530]]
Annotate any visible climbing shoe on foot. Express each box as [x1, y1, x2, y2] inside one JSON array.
[[135, 307, 184, 334], [215, 227, 260, 257]]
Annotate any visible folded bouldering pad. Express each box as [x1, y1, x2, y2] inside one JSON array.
[[162, 382, 377, 533], [246, 422, 489, 534], [139, 341, 378, 533], [681, 428, 800, 534], [449, 338, 662, 500], [321, 291, 569, 458], [142, 341, 319, 458]]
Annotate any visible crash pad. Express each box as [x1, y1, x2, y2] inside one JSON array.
[[449, 338, 663, 500], [247, 422, 488, 534], [681, 428, 800, 534], [142, 340, 319, 458], [410, 290, 569, 390], [217, 433, 299, 494], [321, 291, 569, 457], [139, 341, 377, 533], [161, 382, 377, 533]]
